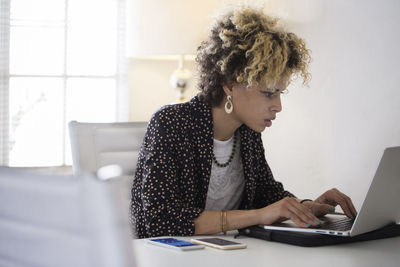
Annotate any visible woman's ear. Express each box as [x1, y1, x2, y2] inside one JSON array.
[[222, 82, 234, 96]]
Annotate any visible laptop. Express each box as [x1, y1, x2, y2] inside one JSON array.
[[261, 146, 400, 237]]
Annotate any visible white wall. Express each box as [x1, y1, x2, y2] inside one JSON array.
[[128, 0, 400, 209], [263, 0, 400, 209], [129, 59, 198, 122]]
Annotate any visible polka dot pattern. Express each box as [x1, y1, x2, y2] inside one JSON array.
[[130, 95, 294, 238]]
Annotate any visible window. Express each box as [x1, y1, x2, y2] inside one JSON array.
[[0, 0, 128, 167]]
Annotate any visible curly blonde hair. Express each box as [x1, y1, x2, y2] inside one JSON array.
[[196, 7, 311, 106]]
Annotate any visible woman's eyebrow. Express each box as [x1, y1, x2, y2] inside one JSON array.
[[262, 88, 281, 93]]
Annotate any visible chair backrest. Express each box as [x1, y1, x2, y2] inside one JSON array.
[[68, 121, 147, 176], [0, 167, 136, 267]]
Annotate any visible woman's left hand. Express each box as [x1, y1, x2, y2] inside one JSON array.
[[313, 188, 358, 218]]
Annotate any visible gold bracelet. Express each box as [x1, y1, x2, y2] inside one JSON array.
[[300, 199, 313, 204], [221, 210, 227, 235]]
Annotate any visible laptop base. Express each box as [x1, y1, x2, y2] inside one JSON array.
[[237, 224, 400, 247]]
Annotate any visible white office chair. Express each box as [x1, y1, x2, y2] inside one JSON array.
[[68, 121, 147, 204], [68, 121, 147, 176], [0, 166, 137, 267]]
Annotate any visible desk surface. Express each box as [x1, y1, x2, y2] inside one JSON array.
[[132, 231, 400, 267]]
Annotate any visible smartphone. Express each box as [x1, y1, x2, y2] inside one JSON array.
[[147, 238, 205, 251], [190, 237, 247, 250]]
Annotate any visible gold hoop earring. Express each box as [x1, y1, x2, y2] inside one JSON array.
[[225, 95, 233, 114]]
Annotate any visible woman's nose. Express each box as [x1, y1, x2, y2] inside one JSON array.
[[271, 94, 282, 113]]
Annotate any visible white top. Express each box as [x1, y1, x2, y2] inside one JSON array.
[[205, 132, 245, 211]]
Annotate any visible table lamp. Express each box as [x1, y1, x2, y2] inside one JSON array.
[[127, 0, 221, 103]]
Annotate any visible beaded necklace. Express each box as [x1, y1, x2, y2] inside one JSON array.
[[212, 131, 238, 168]]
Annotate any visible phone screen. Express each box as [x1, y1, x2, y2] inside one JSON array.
[[195, 238, 241, 246], [150, 238, 199, 247]]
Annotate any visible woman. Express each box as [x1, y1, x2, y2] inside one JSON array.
[[131, 7, 357, 238]]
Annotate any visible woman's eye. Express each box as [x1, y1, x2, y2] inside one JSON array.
[[264, 92, 275, 98], [262, 88, 288, 98], [262, 89, 289, 98], [262, 90, 278, 98]]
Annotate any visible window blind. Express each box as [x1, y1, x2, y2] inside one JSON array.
[[0, 0, 10, 165], [0, 0, 128, 167]]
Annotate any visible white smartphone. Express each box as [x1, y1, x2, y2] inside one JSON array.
[[147, 237, 205, 251], [190, 237, 247, 250]]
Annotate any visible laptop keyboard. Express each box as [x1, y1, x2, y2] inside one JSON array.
[[318, 216, 355, 231]]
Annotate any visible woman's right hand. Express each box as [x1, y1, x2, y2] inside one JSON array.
[[256, 197, 329, 227]]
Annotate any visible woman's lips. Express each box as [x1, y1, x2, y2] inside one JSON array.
[[264, 119, 272, 127]]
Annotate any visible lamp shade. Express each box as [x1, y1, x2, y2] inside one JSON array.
[[127, 0, 223, 57]]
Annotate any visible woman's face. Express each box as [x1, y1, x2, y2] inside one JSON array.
[[228, 80, 286, 133]]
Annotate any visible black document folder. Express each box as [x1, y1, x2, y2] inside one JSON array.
[[238, 224, 400, 247]]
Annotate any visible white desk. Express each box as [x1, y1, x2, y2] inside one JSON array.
[[132, 231, 400, 267]]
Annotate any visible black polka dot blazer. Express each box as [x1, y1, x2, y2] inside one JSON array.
[[131, 95, 294, 238]]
